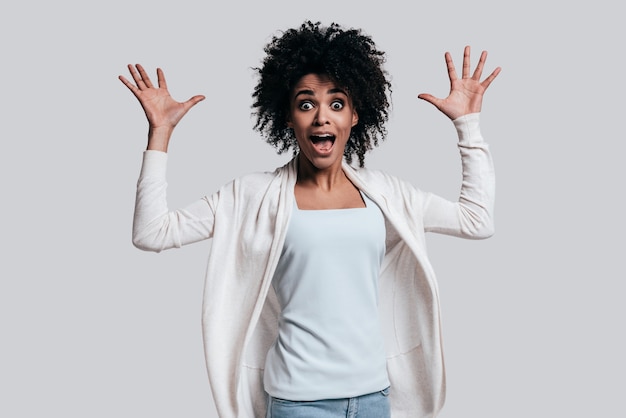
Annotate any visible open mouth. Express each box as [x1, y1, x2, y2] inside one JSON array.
[[310, 134, 336, 152]]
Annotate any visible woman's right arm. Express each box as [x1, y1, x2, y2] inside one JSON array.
[[120, 65, 213, 252], [132, 150, 215, 252]]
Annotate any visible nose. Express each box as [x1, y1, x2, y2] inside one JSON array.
[[314, 106, 330, 126]]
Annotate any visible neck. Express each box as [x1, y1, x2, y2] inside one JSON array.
[[296, 154, 346, 191]]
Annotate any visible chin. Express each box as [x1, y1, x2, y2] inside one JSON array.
[[299, 153, 340, 171]]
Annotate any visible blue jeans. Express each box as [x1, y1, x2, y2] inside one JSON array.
[[265, 387, 391, 418]]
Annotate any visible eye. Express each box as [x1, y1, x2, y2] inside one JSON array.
[[331, 100, 344, 110], [299, 101, 314, 111]]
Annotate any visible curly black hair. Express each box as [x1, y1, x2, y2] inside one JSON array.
[[252, 21, 392, 167]]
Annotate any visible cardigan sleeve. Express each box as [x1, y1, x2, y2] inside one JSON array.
[[132, 150, 215, 252], [422, 113, 495, 239]]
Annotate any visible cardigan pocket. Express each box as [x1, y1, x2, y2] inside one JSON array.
[[386, 344, 439, 417]]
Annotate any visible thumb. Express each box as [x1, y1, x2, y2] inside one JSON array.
[[417, 93, 439, 107], [186, 95, 206, 108]]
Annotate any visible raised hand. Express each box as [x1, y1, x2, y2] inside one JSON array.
[[119, 64, 205, 151], [418, 46, 500, 120]]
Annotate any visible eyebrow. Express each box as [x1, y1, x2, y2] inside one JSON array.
[[293, 87, 348, 99]]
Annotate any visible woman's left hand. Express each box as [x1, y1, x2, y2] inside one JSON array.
[[418, 46, 501, 120]]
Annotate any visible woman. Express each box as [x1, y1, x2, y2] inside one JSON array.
[[120, 21, 500, 418]]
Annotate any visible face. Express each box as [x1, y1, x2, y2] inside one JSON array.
[[288, 73, 358, 172]]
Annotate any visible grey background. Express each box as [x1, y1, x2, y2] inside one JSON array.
[[1, 0, 623, 417]]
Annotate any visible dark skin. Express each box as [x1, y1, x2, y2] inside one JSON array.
[[119, 46, 500, 209], [287, 73, 362, 209]]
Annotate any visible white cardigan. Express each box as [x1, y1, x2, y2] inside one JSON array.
[[132, 113, 495, 418]]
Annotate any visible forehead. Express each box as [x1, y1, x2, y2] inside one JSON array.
[[292, 73, 346, 96]]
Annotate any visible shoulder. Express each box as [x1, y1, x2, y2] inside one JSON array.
[[348, 164, 411, 191], [215, 162, 290, 199], [346, 164, 430, 211], [237, 169, 281, 186]]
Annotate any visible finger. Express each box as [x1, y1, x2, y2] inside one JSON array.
[[118, 74, 136, 91], [444, 52, 458, 83], [417, 93, 441, 108], [127, 64, 147, 90], [126, 64, 140, 86], [184, 95, 206, 109], [135, 64, 154, 89], [119, 74, 144, 99], [472, 50, 488, 80], [156, 68, 167, 90], [481, 66, 501, 90], [462, 45, 471, 79]]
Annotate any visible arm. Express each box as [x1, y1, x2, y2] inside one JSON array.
[[418, 46, 500, 238], [132, 150, 215, 252], [120, 65, 213, 251], [423, 113, 495, 238]]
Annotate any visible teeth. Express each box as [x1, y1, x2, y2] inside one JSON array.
[[310, 134, 335, 144], [311, 135, 335, 144]]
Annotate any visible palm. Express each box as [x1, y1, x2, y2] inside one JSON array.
[[135, 84, 187, 129], [418, 46, 500, 120]]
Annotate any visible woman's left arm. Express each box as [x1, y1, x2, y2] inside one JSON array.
[[419, 46, 500, 238], [422, 113, 495, 239]]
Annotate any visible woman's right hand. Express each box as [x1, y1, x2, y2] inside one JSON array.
[[119, 64, 205, 151]]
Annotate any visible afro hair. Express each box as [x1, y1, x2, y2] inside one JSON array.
[[252, 21, 392, 167]]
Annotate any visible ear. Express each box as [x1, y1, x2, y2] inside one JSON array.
[[351, 109, 359, 127]]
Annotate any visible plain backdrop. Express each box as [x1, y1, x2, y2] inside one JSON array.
[[1, 1, 623, 417]]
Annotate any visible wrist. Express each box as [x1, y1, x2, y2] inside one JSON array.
[[147, 125, 174, 152]]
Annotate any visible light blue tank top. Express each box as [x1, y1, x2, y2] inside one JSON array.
[[263, 192, 390, 400]]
